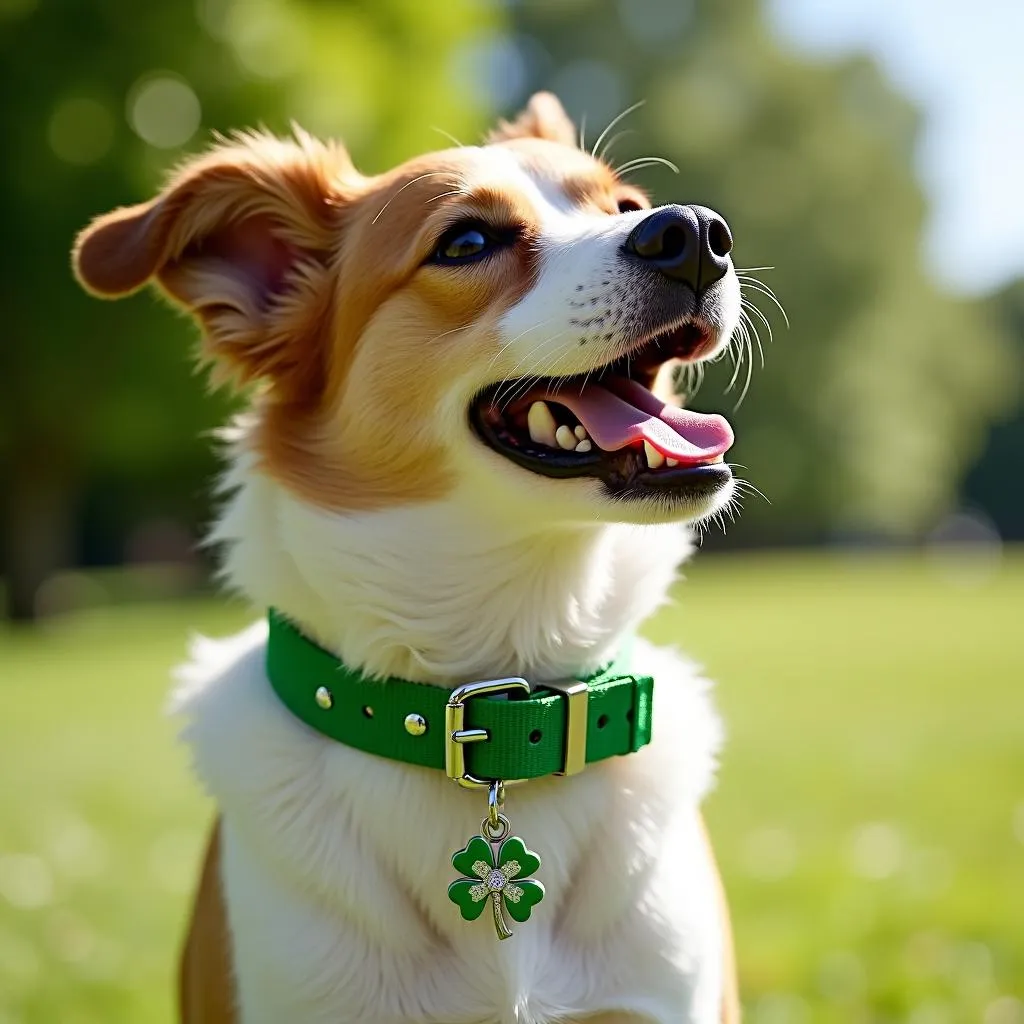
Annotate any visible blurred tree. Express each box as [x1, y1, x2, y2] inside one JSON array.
[[501, 0, 1018, 544], [0, 0, 497, 621], [963, 279, 1024, 539]]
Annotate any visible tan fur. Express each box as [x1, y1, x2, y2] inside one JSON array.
[[489, 90, 579, 147], [703, 818, 741, 1023], [179, 820, 236, 1024], [253, 161, 545, 511]]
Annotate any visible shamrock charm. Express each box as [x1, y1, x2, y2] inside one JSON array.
[[448, 832, 545, 939]]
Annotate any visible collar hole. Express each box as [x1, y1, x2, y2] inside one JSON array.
[[597, 714, 609, 729], [528, 729, 542, 744]]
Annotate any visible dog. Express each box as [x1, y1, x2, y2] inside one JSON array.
[[73, 92, 743, 1024]]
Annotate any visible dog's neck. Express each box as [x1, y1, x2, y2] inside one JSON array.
[[211, 435, 692, 685]]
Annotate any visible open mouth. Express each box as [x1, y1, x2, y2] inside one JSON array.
[[471, 321, 735, 500]]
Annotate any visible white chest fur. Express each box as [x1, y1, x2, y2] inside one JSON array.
[[174, 628, 724, 1024], [172, 457, 728, 1022]]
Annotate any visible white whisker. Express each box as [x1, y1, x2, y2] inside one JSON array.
[[486, 318, 557, 374], [596, 130, 635, 165], [591, 100, 646, 162], [426, 323, 476, 345], [372, 171, 455, 225], [424, 188, 465, 205], [726, 319, 748, 394], [491, 330, 571, 410], [738, 278, 790, 327], [431, 126, 464, 148], [728, 474, 771, 505], [728, 313, 753, 407], [741, 299, 771, 362], [615, 156, 680, 176]]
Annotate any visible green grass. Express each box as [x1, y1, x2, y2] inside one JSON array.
[[1, 551, 1023, 1023]]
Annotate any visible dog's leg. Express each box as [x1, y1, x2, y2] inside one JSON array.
[[575, 819, 741, 1024], [700, 816, 741, 1024], [178, 818, 238, 1024]]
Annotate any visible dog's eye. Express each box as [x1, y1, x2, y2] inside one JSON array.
[[616, 196, 645, 214], [432, 223, 505, 265]]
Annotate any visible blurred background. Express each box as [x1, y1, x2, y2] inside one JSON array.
[[1, 0, 1021, 1021]]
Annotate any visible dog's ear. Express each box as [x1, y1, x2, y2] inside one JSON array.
[[73, 130, 356, 396], [489, 92, 577, 148]]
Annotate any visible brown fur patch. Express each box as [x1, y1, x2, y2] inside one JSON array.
[[72, 97, 633, 514], [250, 153, 547, 510], [178, 819, 237, 1024]]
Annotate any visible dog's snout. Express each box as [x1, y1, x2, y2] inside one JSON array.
[[624, 204, 733, 293]]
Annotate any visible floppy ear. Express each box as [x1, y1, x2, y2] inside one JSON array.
[[73, 130, 356, 396], [489, 91, 577, 148]]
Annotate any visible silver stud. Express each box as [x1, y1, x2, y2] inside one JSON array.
[[404, 712, 427, 736], [314, 686, 333, 710]]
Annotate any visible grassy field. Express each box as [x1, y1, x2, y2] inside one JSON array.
[[1, 550, 1022, 1023]]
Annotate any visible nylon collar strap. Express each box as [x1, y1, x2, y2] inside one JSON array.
[[265, 609, 654, 782]]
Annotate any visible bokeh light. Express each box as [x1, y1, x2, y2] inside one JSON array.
[[47, 96, 114, 165], [224, 0, 306, 80], [550, 59, 625, 130], [127, 74, 201, 149], [615, 0, 694, 50]]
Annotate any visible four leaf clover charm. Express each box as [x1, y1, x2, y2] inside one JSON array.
[[448, 833, 545, 939]]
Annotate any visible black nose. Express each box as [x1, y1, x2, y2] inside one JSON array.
[[623, 204, 733, 293]]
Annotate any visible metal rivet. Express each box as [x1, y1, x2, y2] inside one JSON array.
[[404, 712, 427, 736], [362, 705, 374, 719], [315, 686, 333, 710]]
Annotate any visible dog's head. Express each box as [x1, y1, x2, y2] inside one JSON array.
[[74, 93, 739, 528]]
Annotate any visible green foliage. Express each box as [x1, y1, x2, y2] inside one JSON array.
[[3, 0, 1020, 619], [1, 552, 1022, 1020], [964, 280, 1024, 538], [0, 0, 497, 616], [508, 0, 1019, 539]]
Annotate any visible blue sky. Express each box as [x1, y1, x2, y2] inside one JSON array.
[[769, 0, 1024, 295]]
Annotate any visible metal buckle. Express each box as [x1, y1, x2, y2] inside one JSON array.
[[543, 679, 589, 775], [445, 677, 531, 789]]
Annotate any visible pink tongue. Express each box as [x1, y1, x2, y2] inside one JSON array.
[[541, 377, 733, 465]]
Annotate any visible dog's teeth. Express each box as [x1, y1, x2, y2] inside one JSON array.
[[528, 401, 558, 448], [644, 441, 665, 470], [666, 458, 679, 467], [575, 439, 592, 453], [574, 425, 588, 441], [555, 425, 578, 451]]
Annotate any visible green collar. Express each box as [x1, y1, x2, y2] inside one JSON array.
[[265, 609, 654, 785]]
